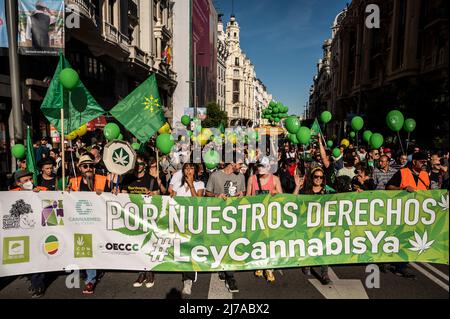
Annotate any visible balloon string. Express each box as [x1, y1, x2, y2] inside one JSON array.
[[406, 132, 410, 155], [397, 131, 405, 155]]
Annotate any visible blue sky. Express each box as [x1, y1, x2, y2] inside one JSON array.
[[216, 0, 349, 116]]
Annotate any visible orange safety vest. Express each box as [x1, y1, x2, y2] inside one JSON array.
[[399, 168, 430, 191], [10, 186, 48, 191], [69, 175, 108, 192]]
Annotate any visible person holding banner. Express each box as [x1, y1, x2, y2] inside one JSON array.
[[172, 163, 205, 295], [121, 153, 161, 289], [385, 151, 431, 279], [247, 156, 283, 282], [206, 159, 246, 293], [9, 170, 47, 298], [67, 154, 111, 294], [294, 167, 333, 285]]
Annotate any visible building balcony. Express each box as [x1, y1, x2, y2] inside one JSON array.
[[103, 21, 130, 51], [128, 45, 149, 68], [67, 0, 98, 26]]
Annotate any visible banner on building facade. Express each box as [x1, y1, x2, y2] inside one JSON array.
[[18, 0, 64, 55], [0, 0, 7, 48], [0, 190, 448, 277]]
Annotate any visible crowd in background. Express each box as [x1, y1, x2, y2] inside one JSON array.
[[3, 129, 449, 298]]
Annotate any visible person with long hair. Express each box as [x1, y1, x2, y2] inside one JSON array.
[[294, 167, 333, 285], [172, 163, 205, 295], [246, 156, 283, 283]]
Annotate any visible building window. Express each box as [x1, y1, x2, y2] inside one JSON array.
[[235, 58, 239, 66], [108, 0, 115, 25], [153, 0, 158, 22], [233, 107, 239, 116], [234, 69, 239, 77], [234, 32, 237, 38]]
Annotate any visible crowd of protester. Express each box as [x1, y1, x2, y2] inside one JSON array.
[[3, 129, 449, 298]]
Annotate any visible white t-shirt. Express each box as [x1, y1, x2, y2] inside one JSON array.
[[169, 170, 183, 187], [173, 181, 205, 197]]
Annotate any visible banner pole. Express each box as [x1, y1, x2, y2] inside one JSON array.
[[61, 109, 65, 190]]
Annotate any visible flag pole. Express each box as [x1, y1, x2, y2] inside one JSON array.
[[59, 51, 66, 190]]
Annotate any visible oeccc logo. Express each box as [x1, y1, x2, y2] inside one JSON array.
[[98, 242, 140, 256]]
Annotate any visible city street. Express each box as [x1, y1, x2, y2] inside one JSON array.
[[0, 263, 448, 299]]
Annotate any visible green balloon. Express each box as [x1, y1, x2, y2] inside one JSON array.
[[332, 148, 341, 158], [59, 68, 79, 90], [204, 150, 220, 169], [269, 101, 276, 108], [285, 116, 300, 134], [272, 107, 279, 114], [281, 113, 289, 118], [403, 118, 416, 133], [327, 140, 334, 148], [296, 126, 311, 145], [386, 110, 405, 132], [274, 117, 280, 123], [104, 123, 121, 141], [131, 143, 141, 150], [156, 133, 174, 155], [181, 115, 191, 126], [288, 133, 299, 145], [351, 116, 364, 131], [11, 144, 26, 159], [350, 131, 356, 138], [320, 111, 332, 124], [369, 133, 384, 149], [267, 109, 272, 114], [363, 130, 373, 143]]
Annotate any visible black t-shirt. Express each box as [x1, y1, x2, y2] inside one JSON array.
[[38, 175, 57, 191], [279, 170, 296, 194], [352, 176, 376, 191], [123, 173, 159, 194]]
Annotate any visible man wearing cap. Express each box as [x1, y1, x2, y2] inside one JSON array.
[[10, 171, 47, 298], [385, 151, 430, 279], [67, 153, 111, 295], [206, 158, 246, 293], [25, 1, 56, 49]]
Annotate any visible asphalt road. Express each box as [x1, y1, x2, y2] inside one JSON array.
[[0, 263, 448, 299]]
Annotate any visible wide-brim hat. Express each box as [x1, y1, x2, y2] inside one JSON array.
[[78, 154, 95, 166], [14, 170, 34, 182]]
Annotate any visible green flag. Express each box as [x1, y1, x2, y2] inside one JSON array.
[[26, 126, 37, 185], [310, 118, 324, 137], [41, 52, 105, 134], [310, 118, 327, 147], [110, 74, 166, 143]]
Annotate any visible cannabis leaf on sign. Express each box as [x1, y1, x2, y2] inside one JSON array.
[[408, 231, 434, 255], [76, 236, 85, 247], [438, 194, 449, 211]]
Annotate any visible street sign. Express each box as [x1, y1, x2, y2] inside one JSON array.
[[102, 140, 136, 175]]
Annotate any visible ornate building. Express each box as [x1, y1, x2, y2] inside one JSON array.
[[306, 0, 448, 147], [0, 0, 178, 172], [217, 14, 229, 111]]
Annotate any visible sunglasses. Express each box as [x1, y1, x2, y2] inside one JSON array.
[[81, 164, 94, 169], [313, 175, 324, 180]]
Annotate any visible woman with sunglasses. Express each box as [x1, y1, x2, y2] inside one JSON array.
[[122, 153, 161, 289], [172, 163, 205, 296], [294, 167, 333, 285]]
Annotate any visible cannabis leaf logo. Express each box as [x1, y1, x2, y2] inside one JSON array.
[[76, 236, 85, 247], [408, 231, 434, 255], [143, 95, 161, 113], [438, 194, 449, 211], [112, 148, 130, 166]]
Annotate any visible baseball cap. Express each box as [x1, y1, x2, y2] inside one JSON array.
[[14, 170, 34, 182]]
